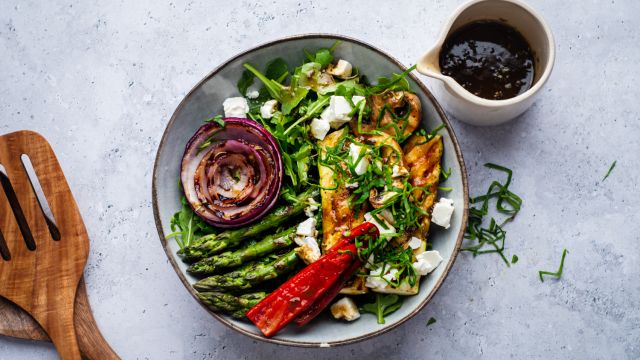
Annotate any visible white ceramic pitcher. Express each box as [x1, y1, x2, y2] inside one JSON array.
[[417, 0, 555, 126]]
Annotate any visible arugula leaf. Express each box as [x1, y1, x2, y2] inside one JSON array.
[[283, 95, 329, 135], [314, 48, 333, 67], [265, 58, 289, 82], [167, 198, 196, 250], [293, 143, 313, 184], [243, 63, 308, 115], [237, 69, 255, 96], [361, 294, 403, 324]]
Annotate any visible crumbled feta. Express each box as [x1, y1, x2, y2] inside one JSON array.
[[431, 198, 455, 229], [246, 90, 260, 99], [345, 181, 359, 189], [365, 266, 388, 290], [222, 97, 249, 118], [310, 118, 331, 140], [407, 236, 422, 250], [330, 297, 360, 321], [294, 236, 321, 264], [412, 250, 443, 276], [321, 95, 364, 129], [304, 198, 320, 217], [352, 95, 366, 111], [382, 268, 399, 283], [392, 165, 409, 178], [364, 212, 396, 236], [296, 217, 317, 237], [327, 59, 353, 79], [349, 143, 370, 176], [366, 265, 399, 290], [260, 99, 278, 119]]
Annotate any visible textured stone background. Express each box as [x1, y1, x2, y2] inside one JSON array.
[[1, 0, 639, 359]]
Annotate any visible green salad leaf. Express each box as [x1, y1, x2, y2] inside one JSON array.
[[361, 294, 403, 324]]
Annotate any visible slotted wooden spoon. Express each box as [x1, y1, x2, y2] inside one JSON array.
[[0, 130, 92, 359], [0, 277, 120, 359]]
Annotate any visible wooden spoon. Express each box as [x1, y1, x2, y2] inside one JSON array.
[[0, 277, 120, 360], [0, 131, 89, 359]]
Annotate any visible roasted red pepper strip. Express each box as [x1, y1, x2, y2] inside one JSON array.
[[294, 223, 379, 326], [246, 222, 379, 337]]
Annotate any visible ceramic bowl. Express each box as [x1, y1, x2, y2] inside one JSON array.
[[417, 0, 555, 126], [152, 34, 468, 347]]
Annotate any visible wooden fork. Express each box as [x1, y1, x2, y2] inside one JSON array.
[[0, 130, 89, 360]]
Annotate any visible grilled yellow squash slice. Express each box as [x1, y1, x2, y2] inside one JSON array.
[[372, 134, 443, 295], [318, 128, 368, 294]]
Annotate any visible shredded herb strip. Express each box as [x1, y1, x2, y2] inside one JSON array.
[[538, 249, 568, 282], [426, 317, 437, 326], [602, 160, 616, 182], [462, 163, 522, 266]]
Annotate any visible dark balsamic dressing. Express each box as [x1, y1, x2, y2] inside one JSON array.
[[439, 21, 535, 100]]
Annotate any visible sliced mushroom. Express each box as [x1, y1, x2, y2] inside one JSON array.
[[357, 91, 421, 138]]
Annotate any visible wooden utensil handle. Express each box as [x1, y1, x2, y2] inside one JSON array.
[[44, 295, 82, 360], [74, 278, 120, 360]]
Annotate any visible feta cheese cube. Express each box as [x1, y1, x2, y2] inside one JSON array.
[[349, 143, 370, 176], [330, 297, 360, 321], [296, 217, 317, 237], [412, 250, 443, 275], [364, 212, 396, 236], [304, 198, 320, 217], [365, 265, 388, 290], [327, 59, 353, 79], [260, 99, 278, 119], [222, 97, 249, 118], [320, 95, 366, 129], [382, 268, 399, 283], [352, 95, 366, 111], [329, 95, 353, 126], [246, 90, 260, 99], [310, 118, 331, 140], [294, 236, 321, 264], [407, 236, 422, 250], [431, 198, 455, 229], [365, 265, 399, 290]]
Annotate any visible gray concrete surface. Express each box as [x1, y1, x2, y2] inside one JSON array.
[[1, 0, 638, 359]]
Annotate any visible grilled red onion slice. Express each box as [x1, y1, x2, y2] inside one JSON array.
[[181, 118, 283, 228]]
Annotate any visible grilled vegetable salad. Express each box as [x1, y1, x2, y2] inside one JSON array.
[[168, 42, 455, 336]]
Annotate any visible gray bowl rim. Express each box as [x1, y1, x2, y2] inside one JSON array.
[[152, 33, 469, 348]]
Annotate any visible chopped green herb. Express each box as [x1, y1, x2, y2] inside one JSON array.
[[205, 114, 225, 127], [511, 254, 519, 264], [462, 163, 522, 266], [602, 160, 616, 182], [538, 249, 568, 282], [426, 317, 437, 327], [361, 294, 403, 324]]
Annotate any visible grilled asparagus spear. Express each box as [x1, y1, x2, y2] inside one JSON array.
[[180, 188, 318, 262], [187, 226, 297, 275], [193, 249, 299, 292], [197, 291, 267, 318]]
